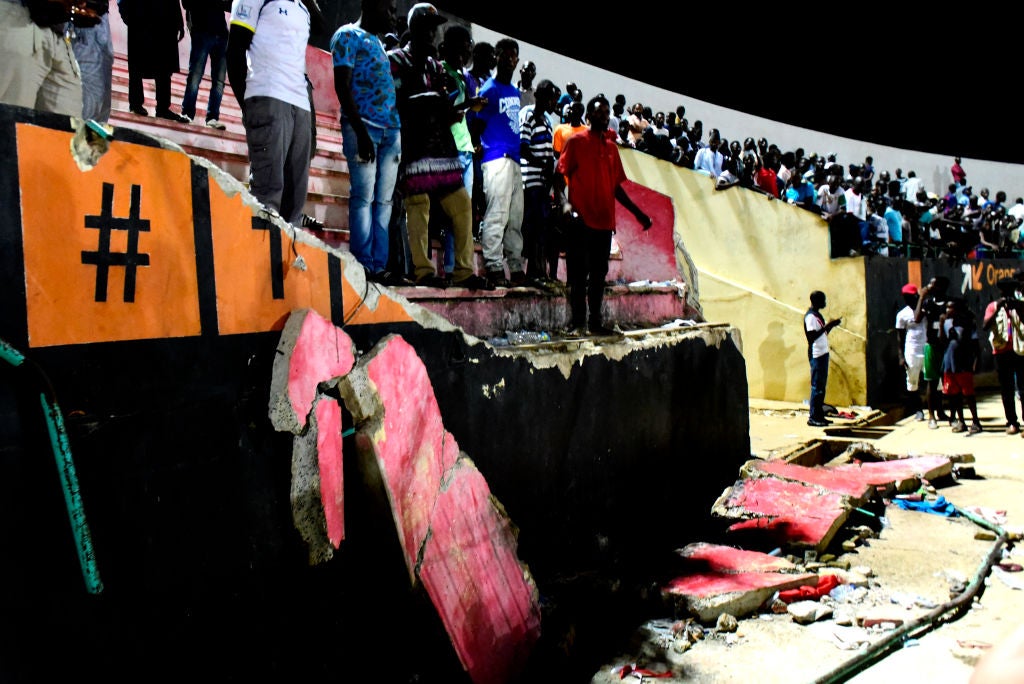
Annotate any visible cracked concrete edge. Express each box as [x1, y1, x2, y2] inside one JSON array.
[[493, 325, 740, 380], [269, 309, 313, 435], [290, 394, 334, 566]]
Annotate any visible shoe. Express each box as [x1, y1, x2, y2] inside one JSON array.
[[415, 274, 449, 288], [205, 118, 226, 130], [1007, 424, 1020, 435], [914, 411, 925, 421], [301, 214, 325, 231], [486, 270, 509, 288], [967, 423, 982, 436], [563, 325, 587, 338], [589, 324, 621, 337], [452, 274, 495, 291], [509, 271, 528, 287], [129, 105, 149, 116], [928, 419, 938, 429], [951, 420, 966, 433], [155, 109, 190, 124], [372, 270, 413, 286], [179, 114, 194, 123], [807, 419, 830, 427]]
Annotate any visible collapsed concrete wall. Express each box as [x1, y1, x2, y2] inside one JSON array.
[[0, 104, 749, 680]]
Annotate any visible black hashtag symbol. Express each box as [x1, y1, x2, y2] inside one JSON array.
[[82, 183, 151, 303]]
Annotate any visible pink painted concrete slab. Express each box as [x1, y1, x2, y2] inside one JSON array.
[[663, 544, 816, 622], [825, 454, 952, 486], [664, 570, 815, 597], [365, 337, 460, 581], [272, 308, 355, 433], [361, 336, 540, 682], [676, 542, 799, 574], [419, 460, 541, 684], [744, 459, 875, 500], [314, 397, 344, 547], [714, 478, 850, 550]]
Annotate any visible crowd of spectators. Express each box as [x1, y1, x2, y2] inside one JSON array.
[[603, 98, 1024, 263]]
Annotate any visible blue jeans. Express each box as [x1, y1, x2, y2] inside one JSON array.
[[342, 121, 401, 273], [441, 150, 475, 275], [181, 31, 227, 121], [809, 352, 830, 421]]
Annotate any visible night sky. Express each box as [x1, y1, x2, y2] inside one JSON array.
[[431, 2, 1020, 164]]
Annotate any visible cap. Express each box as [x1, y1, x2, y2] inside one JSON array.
[[901, 283, 918, 295], [407, 3, 446, 30]]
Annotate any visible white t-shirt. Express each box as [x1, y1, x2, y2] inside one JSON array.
[[895, 305, 927, 357], [805, 311, 829, 359], [230, 0, 310, 110]]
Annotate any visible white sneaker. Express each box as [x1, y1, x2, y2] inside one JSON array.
[[205, 119, 226, 130]]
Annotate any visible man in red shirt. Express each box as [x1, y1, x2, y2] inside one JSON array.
[[554, 95, 651, 336]]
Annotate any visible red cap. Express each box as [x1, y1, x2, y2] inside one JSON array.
[[901, 283, 918, 295]]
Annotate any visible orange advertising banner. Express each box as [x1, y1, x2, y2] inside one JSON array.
[[16, 123, 412, 346], [18, 124, 201, 347], [207, 188, 335, 335]]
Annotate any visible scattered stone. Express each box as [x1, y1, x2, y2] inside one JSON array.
[[819, 553, 837, 564], [833, 608, 856, 626], [975, 530, 998, 542], [716, 613, 738, 633], [842, 539, 858, 552], [788, 600, 833, 624], [850, 565, 873, 577], [673, 638, 691, 654], [687, 623, 705, 642], [826, 558, 851, 570]]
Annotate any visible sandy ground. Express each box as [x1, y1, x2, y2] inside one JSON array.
[[591, 390, 1024, 684]]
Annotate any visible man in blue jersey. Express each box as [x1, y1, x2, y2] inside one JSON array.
[[474, 37, 524, 288], [227, 0, 312, 226]]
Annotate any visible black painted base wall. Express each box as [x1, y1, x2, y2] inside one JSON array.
[[0, 324, 749, 682]]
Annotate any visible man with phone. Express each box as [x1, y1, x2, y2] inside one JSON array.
[[805, 290, 841, 427]]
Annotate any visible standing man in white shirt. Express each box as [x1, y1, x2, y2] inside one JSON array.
[[895, 283, 928, 421], [805, 290, 841, 427], [227, 0, 312, 225]]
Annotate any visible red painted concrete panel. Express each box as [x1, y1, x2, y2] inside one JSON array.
[[676, 542, 798, 574], [315, 397, 344, 547], [614, 180, 678, 283], [745, 459, 875, 500], [664, 570, 814, 597], [826, 455, 952, 486], [361, 336, 540, 682], [715, 478, 849, 550], [365, 337, 459, 580], [273, 308, 355, 433], [419, 460, 541, 684]]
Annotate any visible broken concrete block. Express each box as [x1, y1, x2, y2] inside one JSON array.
[[713, 478, 852, 552], [271, 310, 355, 560], [675, 542, 801, 574], [741, 458, 875, 502], [269, 308, 355, 434], [826, 455, 952, 489], [788, 600, 832, 624], [338, 334, 541, 684], [288, 394, 344, 564], [663, 543, 816, 622]]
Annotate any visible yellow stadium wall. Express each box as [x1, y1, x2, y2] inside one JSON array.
[[621, 149, 867, 406]]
